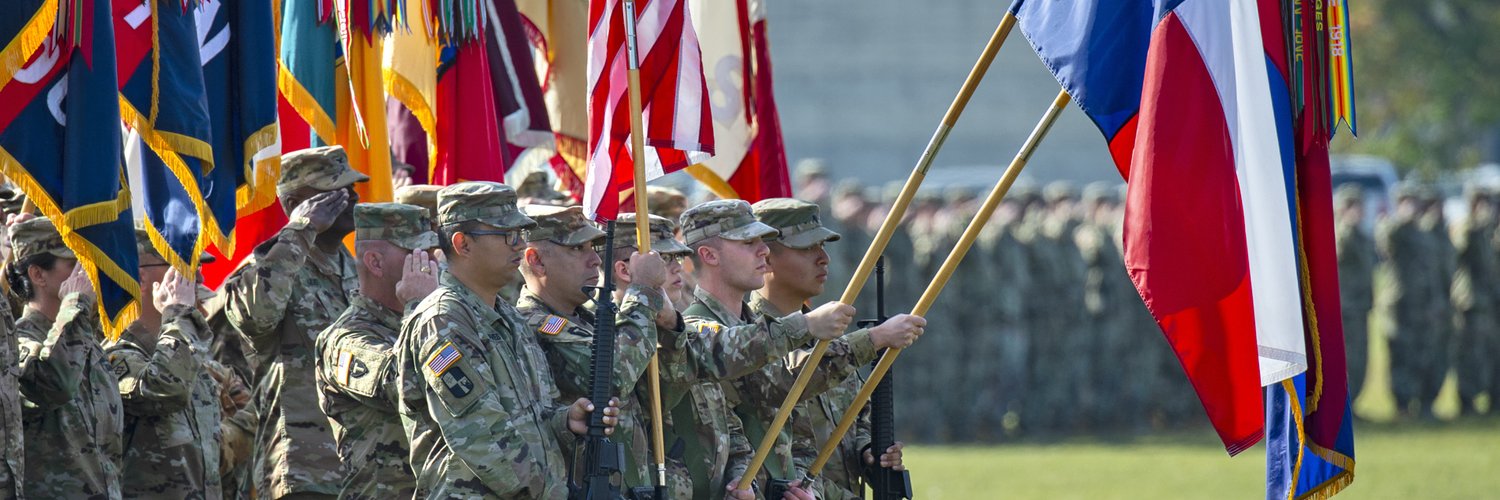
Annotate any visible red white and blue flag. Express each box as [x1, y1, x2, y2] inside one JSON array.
[[1017, 0, 1309, 453], [583, 0, 714, 220], [1018, 0, 1356, 495]]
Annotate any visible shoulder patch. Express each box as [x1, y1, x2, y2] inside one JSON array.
[[540, 315, 567, 335], [426, 342, 463, 376], [696, 322, 722, 337], [440, 365, 475, 398]]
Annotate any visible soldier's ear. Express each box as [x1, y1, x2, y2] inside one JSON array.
[[613, 258, 631, 283], [523, 247, 544, 274], [360, 249, 384, 278], [450, 231, 469, 257], [695, 244, 718, 267]]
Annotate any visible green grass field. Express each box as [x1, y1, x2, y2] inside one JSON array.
[[902, 418, 1500, 498], [900, 324, 1500, 499]]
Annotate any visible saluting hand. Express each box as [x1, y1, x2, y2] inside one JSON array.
[[395, 250, 440, 304], [287, 190, 349, 233], [58, 263, 94, 301], [153, 267, 196, 310]]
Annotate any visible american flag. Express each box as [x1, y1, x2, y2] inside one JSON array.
[[540, 315, 567, 335], [583, 0, 715, 220], [426, 343, 463, 376]]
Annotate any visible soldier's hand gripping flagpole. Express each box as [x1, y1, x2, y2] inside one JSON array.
[[621, 2, 670, 497], [737, 2, 1025, 490], [807, 88, 1072, 478]]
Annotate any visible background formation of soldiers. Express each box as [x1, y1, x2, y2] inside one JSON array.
[[2, 145, 1497, 500]]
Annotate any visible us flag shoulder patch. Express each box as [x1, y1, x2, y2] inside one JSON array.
[[540, 315, 567, 335], [426, 342, 462, 376]]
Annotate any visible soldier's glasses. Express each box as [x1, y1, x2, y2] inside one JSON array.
[[463, 229, 524, 246]]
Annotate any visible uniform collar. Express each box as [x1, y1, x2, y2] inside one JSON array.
[[692, 285, 751, 326], [350, 293, 402, 332], [440, 271, 506, 329]]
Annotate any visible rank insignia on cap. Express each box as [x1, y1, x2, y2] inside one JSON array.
[[426, 342, 462, 376], [337, 352, 354, 385], [540, 315, 567, 335]]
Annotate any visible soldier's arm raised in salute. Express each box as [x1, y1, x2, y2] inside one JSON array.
[[223, 190, 348, 351], [108, 268, 209, 416]]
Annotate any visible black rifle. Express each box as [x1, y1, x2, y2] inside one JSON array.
[[861, 257, 912, 499], [570, 222, 626, 500]]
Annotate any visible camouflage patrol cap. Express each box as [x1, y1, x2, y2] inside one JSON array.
[[436, 181, 537, 229], [1390, 181, 1417, 200], [1043, 181, 1079, 204], [276, 145, 369, 196], [679, 199, 778, 246], [794, 158, 829, 179], [517, 171, 568, 202], [751, 198, 841, 250], [394, 184, 442, 219], [355, 203, 439, 250], [9, 217, 73, 262], [522, 205, 606, 246], [1081, 181, 1118, 205], [943, 186, 976, 204], [1411, 183, 1440, 202], [610, 212, 692, 256], [1334, 184, 1365, 205]]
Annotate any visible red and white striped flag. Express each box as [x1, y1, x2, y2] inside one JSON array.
[[584, 0, 714, 220]]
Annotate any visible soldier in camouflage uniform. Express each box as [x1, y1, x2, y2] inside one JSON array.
[[394, 182, 617, 499], [1450, 186, 1497, 414], [1377, 184, 1441, 415], [9, 217, 122, 499], [106, 228, 222, 498], [595, 213, 695, 498], [750, 198, 922, 499], [1419, 187, 1457, 416], [221, 145, 365, 499], [515, 205, 669, 490], [1334, 186, 1376, 399], [314, 203, 440, 499], [0, 216, 22, 499], [970, 191, 1032, 440], [671, 199, 856, 499]]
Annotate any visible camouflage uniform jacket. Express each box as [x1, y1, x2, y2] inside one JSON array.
[[747, 294, 876, 500], [0, 301, 21, 499], [314, 293, 416, 500], [1451, 216, 1498, 312], [221, 224, 355, 498], [395, 273, 574, 499], [670, 287, 815, 498], [18, 295, 123, 499], [1335, 220, 1376, 313], [516, 285, 664, 489], [106, 305, 222, 500]]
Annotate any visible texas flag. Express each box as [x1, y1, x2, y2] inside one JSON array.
[[1017, 0, 1306, 454]]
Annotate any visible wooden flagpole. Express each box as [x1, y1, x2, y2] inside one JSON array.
[[806, 88, 1072, 477], [621, 1, 669, 494], [737, 6, 1023, 489]]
